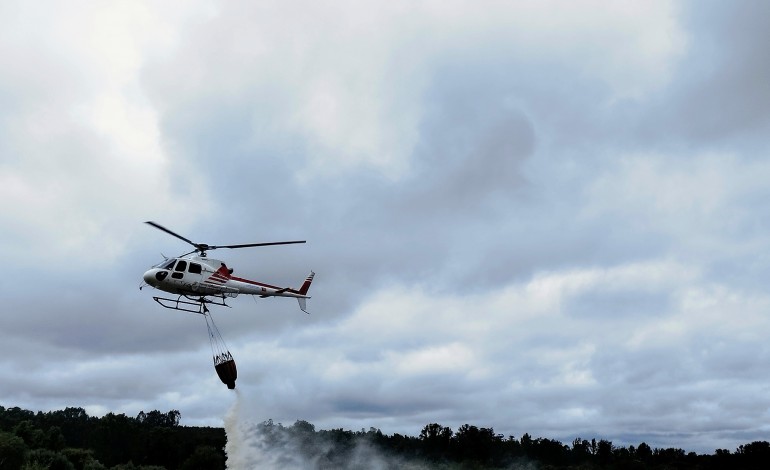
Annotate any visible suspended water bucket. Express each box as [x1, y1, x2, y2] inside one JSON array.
[[215, 358, 238, 389], [206, 314, 237, 390]]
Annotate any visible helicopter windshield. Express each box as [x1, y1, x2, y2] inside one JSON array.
[[153, 259, 177, 269]]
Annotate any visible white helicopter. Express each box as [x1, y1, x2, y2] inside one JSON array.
[[140, 221, 314, 314]]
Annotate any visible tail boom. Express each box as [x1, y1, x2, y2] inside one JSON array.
[[242, 271, 314, 313]]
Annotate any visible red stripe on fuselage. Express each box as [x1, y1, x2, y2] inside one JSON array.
[[230, 275, 294, 292]]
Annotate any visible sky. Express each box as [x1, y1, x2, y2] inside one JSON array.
[[1, 0, 770, 455]]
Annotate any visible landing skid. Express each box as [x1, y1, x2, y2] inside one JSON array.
[[153, 295, 231, 314]]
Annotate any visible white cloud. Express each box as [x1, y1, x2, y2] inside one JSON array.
[[2, 0, 770, 456], [0, 1, 213, 266], [221, 256, 770, 450], [144, 0, 686, 183]]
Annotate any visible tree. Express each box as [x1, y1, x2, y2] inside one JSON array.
[[653, 447, 686, 466], [520, 433, 533, 453], [596, 439, 613, 465], [61, 448, 100, 470], [26, 448, 75, 470], [420, 423, 452, 441], [290, 420, 321, 458], [90, 413, 137, 466], [528, 438, 569, 466], [45, 408, 91, 449], [453, 424, 499, 463], [45, 426, 66, 451], [419, 423, 452, 459], [636, 442, 652, 464], [179, 445, 225, 470], [137, 410, 180, 428], [571, 437, 591, 463], [0, 407, 34, 430], [0, 431, 26, 470], [13, 421, 45, 449], [737, 441, 770, 469]]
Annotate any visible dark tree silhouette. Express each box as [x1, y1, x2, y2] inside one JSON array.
[[4, 404, 770, 469], [0, 431, 26, 470]]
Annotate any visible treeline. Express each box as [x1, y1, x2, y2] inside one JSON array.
[[3, 405, 770, 469], [0, 406, 225, 469], [256, 419, 770, 469]]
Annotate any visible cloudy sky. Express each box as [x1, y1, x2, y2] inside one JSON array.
[[2, 0, 770, 454]]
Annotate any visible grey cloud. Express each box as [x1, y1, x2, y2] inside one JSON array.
[[635, 0, 770, 144], [5, 0, 770, 457]]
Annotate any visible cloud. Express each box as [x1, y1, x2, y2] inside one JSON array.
[[671, 1, 770, 140], [625, 1, 770, 145], [0, 1, 213, 267], [2, 0, 770, 456]]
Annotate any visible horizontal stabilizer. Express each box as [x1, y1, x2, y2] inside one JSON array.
[[260, 287, 290, 298]]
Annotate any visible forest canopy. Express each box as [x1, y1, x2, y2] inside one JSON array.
[[1, 405, 769, 469]]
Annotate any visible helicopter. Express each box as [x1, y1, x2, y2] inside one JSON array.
[[140, 221, 314, 315]]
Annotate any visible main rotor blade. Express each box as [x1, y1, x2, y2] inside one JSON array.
[[146, 221, 305, 252], [145, 221, 197, 248], [214, 241, 306, 249]]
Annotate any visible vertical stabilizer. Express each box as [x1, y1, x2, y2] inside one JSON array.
[[299, 271, 315, 295]]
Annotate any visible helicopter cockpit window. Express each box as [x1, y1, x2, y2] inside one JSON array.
[[161, 260, 175, 270], [175, 260, 187, 272], [188, 263, 202, 274]]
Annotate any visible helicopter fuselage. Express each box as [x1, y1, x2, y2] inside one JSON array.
[[142, 255, 311, 300]]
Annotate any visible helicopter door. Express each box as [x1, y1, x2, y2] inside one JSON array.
[[188, 262, 202, 279], [171, 260, 187, 279]]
